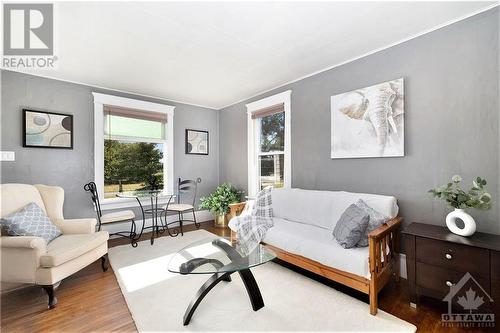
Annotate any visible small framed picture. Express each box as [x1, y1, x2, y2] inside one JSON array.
[[23, 109, 74, 149], [185, 129, 208, 155]]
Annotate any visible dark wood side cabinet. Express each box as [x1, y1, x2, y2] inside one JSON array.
[[403, 222, 500, 317]]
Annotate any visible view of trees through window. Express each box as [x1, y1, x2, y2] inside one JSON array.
[[260, 112, 284, 152], [104, 140, 164, 198], [259, 112, 285, 189]]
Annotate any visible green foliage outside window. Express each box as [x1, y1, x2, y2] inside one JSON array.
[[260, 113, 284, 152], [104, 140, 164, 192]]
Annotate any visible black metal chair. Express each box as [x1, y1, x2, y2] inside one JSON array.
[[83, 182, 139, 247], [162, 178, 200, 236]]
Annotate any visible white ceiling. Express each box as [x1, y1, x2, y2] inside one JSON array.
[[16, 1, 496, 109]]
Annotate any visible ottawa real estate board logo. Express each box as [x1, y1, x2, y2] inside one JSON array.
[[2, 3, 57, 69], [441, 272, 495, 328]]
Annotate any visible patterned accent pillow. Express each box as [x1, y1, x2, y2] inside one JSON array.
[[251, 186, 273, 218], [355, 199, 389, 247], [333, 204, 370, 249], [0, 202, 62, 243]]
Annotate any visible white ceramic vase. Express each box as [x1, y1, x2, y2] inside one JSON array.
[[445, 208, 476, 236]]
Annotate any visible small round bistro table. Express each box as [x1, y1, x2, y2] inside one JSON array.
[[116, 190, 177, 245], [168, 237, 276, 325]]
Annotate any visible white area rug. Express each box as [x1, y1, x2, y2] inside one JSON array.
[[108, 230, 416, 332]]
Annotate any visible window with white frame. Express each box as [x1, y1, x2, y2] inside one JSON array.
[[103, 106, 167, 198], [93, 93, 174, 206], [246, 91, 291, 197]]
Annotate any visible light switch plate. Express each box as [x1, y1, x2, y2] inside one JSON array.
[[0, 151, 15, 161]]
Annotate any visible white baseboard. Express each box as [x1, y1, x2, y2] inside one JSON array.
[[102, 210, 214, 237]]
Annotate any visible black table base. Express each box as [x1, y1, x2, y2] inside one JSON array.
[[133, 195, 179, 245], [183, 268, 263, 326], [181, 239, 265, 326]]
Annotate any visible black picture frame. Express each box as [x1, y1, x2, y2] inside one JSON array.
[[22, 109, 74, 149], [185, 129, 209, 155]]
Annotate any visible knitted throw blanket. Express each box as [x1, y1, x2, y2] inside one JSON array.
[[232, 187, 274, 255]]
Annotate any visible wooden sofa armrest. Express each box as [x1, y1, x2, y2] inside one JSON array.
[[367, 216, 403, 315], [368, 216, 403, 279], [368, 216, 403, 241], [228, 202, 247, 220], [228, 202, 247, 244]]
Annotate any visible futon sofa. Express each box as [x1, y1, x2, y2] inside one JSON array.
[[229, 188, 402, 315]]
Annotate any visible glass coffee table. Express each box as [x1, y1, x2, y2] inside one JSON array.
[[168, 237, 276, 325]]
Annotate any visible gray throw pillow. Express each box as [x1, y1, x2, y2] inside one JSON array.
[[0, 202, 62, 243], [355, 199, 389, 247], [333, 204, 369, 249]]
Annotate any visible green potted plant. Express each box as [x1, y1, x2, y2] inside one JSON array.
[[429, 175, 491, 236], [200, 183, 243, 228]]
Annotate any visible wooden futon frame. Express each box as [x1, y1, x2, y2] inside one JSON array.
[[228, 202, 403, 315]]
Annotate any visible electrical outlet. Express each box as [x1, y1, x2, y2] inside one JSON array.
[[0, 151, 15, 161]]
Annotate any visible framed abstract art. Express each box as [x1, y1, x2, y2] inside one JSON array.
[[185, 129, 208, 155], [23, 109, 74, 149]]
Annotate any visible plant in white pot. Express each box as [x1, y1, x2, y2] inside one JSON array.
[[429, 175, 492, 236], [200, 183, 243, 228]]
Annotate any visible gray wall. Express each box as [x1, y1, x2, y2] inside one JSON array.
[[1, 8, 499, 237], [1, 71, 219, 219], [219, 8, 500, 235]]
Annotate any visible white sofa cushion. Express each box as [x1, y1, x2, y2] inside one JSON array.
[[263, 218, 371, 278], [272, 188, 398, 230]]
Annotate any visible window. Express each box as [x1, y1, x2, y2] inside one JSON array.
[[103, 106, 167, 198], [93, 93, 174, 208], [257, 112, 285, 189], [247, 91, 291, 197]]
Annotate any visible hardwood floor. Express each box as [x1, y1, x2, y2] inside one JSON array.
[[0, 222, 493, 332]]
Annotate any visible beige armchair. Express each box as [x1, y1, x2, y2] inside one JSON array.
[[0, 184, 109, 309]]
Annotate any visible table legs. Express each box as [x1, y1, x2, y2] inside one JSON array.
[[238, 268, 264, 311], [133, 196, 178, 246], [183, 268, 263, 326], [183, 272, 231, 326], [182, 239, 265, 326]]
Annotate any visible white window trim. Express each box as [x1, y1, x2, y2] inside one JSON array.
[[246, 90, 291, 197], [92, 92, 175, 210]]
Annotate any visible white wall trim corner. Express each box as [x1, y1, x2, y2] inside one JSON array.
[[92, 92, 175, 205], [246, 90, 292, 196]]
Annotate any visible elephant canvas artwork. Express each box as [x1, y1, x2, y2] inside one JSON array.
[[331, 78, 404, 158]]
